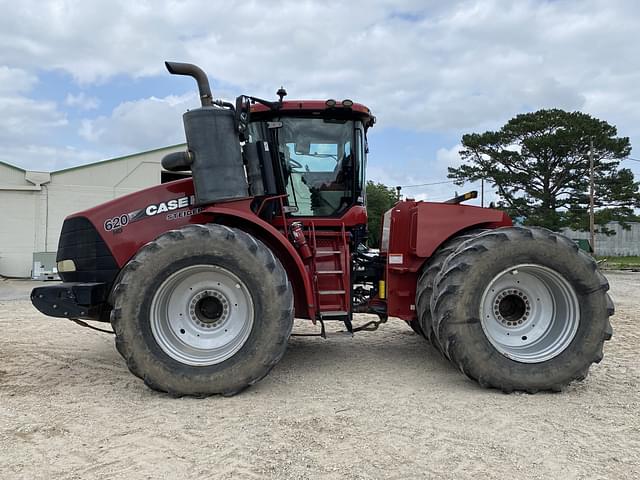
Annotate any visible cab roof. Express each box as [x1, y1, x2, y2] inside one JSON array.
[[250, 100, 375, 127]]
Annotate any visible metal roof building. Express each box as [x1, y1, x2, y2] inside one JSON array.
[[0, 144, 185, 278]]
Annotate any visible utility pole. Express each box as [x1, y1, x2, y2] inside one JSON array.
[[396, 186, 402, 201], [589, 138, 595, 255], [481, 178, 485, 207]]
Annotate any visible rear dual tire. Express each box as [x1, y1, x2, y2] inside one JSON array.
[[416, 229, 487, 350], [422, 226, 613, 392], [408, 320, 425, 336]]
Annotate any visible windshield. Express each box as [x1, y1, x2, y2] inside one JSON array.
[[248, 117, 365, 216]]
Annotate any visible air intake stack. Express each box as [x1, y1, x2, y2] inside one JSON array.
[[162, 61, 248, 206]]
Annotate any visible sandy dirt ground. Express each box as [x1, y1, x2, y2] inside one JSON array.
[[0, 272, 639, 479]]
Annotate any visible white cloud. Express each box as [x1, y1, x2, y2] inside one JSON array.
[[0, 2, 636, 126], [79, 93, 196, 151], [0, 65, 68, 150], [435, 144, 463, 170], [0, 0, 639, 175], [0, 96, 67, 141], [0, 144, 102, 172], [65, 92, 100, 110], [368, 143, 500, 205], [0, 66, 37, 95]]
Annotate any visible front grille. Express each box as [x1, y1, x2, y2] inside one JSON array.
[[56, 216, 119, 283]]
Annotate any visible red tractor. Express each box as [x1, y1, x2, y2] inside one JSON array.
[[32, 62, 613, 396]]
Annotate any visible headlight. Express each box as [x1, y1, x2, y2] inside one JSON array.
[[56, 259, 76, 272]]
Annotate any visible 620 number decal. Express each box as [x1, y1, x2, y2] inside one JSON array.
[[104, 214, 129, 231]]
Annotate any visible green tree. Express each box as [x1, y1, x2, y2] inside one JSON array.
[[448, 109, 639, 232], [366, 181, 397, 247]]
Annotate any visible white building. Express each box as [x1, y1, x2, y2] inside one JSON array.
[[563, 222, 640, 256], [0, 144, 185, 278]]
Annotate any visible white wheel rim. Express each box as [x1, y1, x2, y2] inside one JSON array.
[[150, 264, 254, 366], [480, 264, 580, 363]]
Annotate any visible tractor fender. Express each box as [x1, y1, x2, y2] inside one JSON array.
[[201, 201, 316, 320], [411, 203, 512, 259], [383, 200, 512, 321]]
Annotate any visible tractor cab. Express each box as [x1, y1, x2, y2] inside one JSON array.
[[247, 100, 374, 219], [159, 64, 375, 228]]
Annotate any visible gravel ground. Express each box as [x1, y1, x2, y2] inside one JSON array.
[[0, 272, 638, 479]]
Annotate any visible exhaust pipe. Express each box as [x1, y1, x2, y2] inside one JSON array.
[[165, 61, 213, 107]]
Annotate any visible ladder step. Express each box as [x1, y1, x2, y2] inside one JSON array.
[[317, 270, 343, 274], [320, 310, 349, 318], [318, 290, 346, 295], [315, 250, 341, 255]]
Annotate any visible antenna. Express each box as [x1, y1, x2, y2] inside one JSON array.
[[277, 87, 287, 103]]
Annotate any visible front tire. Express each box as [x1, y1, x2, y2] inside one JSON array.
[[111, 224, 294, 397], [431, 226, 614, 393]]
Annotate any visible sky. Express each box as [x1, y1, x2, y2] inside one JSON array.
[[1, 0, 639, 204]]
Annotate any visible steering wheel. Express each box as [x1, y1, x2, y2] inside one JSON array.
[[288, 159, 303, 170]]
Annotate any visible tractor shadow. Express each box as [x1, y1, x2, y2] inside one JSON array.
[[264, 319, 470, 392], [2, 318, 479, 398]]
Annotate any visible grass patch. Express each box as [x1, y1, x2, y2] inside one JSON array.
[[596, 255, 640, 269]]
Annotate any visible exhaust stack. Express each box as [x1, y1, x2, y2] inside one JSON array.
[[165, 61, 213, 107]]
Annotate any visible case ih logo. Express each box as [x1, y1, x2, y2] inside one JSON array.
[[103, 195, 201, 232], [144, 195, 195, 216]]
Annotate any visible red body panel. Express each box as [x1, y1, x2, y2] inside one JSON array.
[[382, 201, 512, 321], [73, 178, 206, 266], [68, 178, 318, 317], [251, 100, 372, 117], [68, 178, 364, 320]]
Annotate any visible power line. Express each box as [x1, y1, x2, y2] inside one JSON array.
[[397, 179, 457, 188], [395, 157, 640, 189]]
